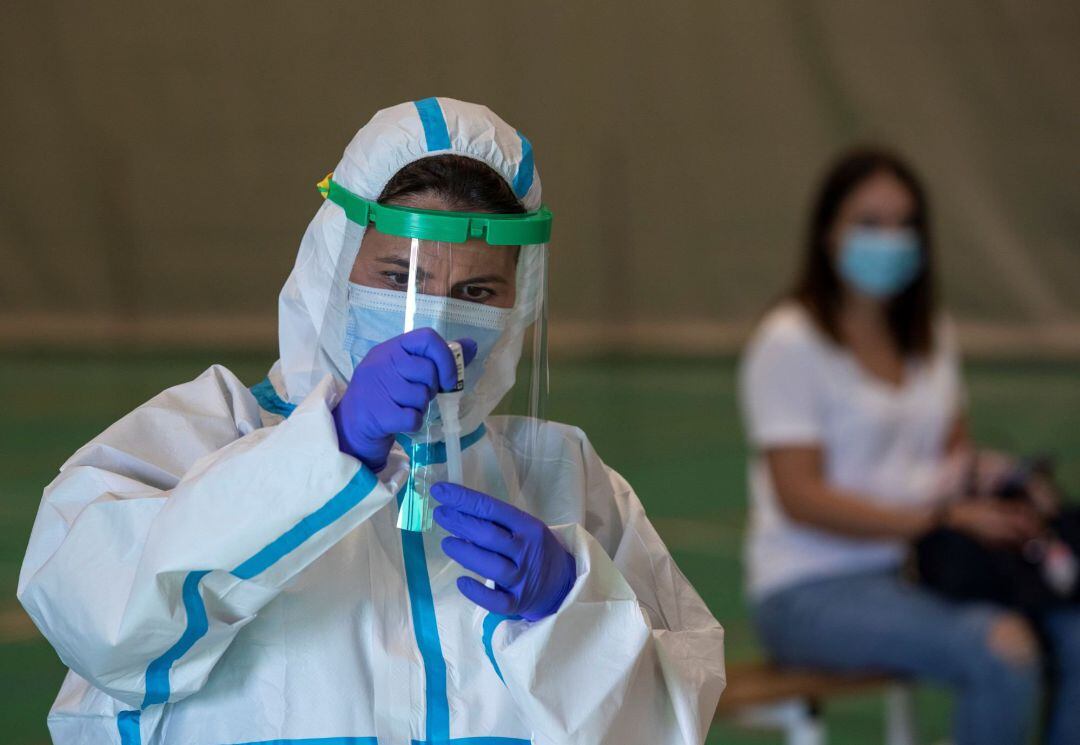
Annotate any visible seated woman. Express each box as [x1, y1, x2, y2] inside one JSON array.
[[18, 98, 725, 745], [738, 147, 1080, 745]]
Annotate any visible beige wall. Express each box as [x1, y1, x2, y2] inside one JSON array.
[[2, 1, 1078, 354]]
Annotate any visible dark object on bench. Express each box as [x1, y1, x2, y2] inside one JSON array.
[[916, 456, 1080, 613]]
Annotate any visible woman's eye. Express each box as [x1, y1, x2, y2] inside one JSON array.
[[381, 272, 409, 288], [458, 284, 495, 302]]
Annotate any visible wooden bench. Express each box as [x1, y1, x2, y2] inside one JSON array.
[[715, 661, 917, 745]]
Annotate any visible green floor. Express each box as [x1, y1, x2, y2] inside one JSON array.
[[1, 352, 1078, 744]]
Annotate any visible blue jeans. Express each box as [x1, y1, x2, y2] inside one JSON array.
[[753, 570, 1080, 745]]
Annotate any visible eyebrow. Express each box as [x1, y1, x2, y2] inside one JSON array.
[[375, 256, 431, 283], [375, 256, 414, 270], [455, 275, 509, 286]]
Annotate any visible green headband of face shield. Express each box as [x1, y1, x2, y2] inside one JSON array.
[[317, 173, 553, 245]]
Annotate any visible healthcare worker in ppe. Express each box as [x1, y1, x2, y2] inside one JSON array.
[[18, 97, 726, 745]]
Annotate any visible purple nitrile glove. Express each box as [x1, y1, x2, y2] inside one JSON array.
[[431, 482, 577, 621], [333, 328, 477, 472]]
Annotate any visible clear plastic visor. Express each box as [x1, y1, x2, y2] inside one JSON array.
[[319, 176, 551, 535], [344, 230, 548, 438]]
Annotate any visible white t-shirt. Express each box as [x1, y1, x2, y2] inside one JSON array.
[[739, 303, 965, 600]]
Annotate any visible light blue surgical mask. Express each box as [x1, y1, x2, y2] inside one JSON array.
[[837, 226, 923, 298], [343, 283, 510, 412]]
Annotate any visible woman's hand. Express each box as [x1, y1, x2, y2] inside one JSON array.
[[432, 482, 576, 621], [333, 329, 476, 471], [943, 499, 1041, 548]]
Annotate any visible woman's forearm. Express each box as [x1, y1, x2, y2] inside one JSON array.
[[778, 482, 937, 540], [765, 447, 937, 540]]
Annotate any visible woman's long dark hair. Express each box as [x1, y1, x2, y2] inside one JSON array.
[[792, 147, 936, 356]]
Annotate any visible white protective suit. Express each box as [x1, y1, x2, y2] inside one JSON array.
[[17, 97, 726, 745]]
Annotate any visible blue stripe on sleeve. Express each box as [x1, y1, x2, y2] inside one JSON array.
[[136, 466, 378, 709], [408, 734, 531, 738], [481, 613, 512, 684], [251, 378, 297, 418], [141, 570, 210, 707], [232, 466, 379, 579], [231, 734, 380, 738]]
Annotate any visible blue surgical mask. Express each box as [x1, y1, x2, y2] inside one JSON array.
[[343, 283, 510, 407], [837, 227, 923, 298]]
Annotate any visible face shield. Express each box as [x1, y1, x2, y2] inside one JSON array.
[[318, 175, 551, 531]]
